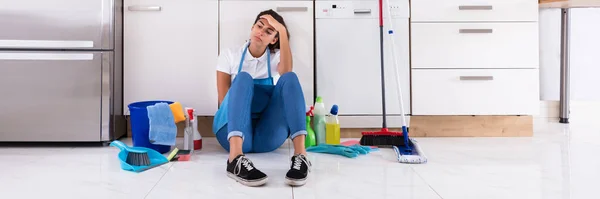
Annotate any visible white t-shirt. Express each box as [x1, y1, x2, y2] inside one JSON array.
[[216, 42, 281, 83]]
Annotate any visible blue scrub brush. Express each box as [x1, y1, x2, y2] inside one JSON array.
[[110, 140, 169, 172]]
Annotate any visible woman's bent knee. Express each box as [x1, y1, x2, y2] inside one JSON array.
[[235, 72, 253, 81], [279, 72, 299, 82], [231, 72, 253, 87]]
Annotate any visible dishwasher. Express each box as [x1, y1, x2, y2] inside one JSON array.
[[315, 0, 410, 128]]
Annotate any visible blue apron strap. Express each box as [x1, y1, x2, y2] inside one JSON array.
[[266, 48, 272, 79]]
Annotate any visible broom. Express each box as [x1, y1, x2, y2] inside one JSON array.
[[359, 0, 427, 164]]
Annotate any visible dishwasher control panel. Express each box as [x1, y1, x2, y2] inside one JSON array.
[[315, 0, 409, 19]]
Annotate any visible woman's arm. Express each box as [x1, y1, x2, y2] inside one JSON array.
[[217, 71, 231, 107], [260, 15, 292, 75], [277, 28, 293, 75]]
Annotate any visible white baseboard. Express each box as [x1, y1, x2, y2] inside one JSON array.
[[339, 100, 599, 128], [567, 100, 600, 122], [538, 100, 560, 118], [537, 100, 600, 121]]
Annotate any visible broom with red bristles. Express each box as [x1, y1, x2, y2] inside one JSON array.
[[359, 0, 427, 164]]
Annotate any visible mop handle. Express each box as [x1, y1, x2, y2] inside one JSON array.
[[383, 0, 408, 128]]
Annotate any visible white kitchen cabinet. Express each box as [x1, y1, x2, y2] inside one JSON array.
[[219, 0, 315, 105], [410, 0, 540, 116], [315, 0, 410, 127], [124, 0, 219, 115]]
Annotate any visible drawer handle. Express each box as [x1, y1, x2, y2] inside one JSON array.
[[354, 9, 372, 14], [459, 29, 493, 34], [460, 76, 494, 81], [128, 6, 162, 11], [276, 7, 308, 12], [458, 5, 493, 10]]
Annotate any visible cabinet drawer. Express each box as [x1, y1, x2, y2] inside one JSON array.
[[411, 22, 538, 69], [411, 69, 539, 115], [411, 0, 538, 22]]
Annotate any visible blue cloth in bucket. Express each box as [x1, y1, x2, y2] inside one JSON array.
[[146, 102, 177, 146], [128, 101, 173, 154]]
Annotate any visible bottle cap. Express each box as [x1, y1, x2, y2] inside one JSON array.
[[330, 104, 338, 115], [316, 96, 323, 103]]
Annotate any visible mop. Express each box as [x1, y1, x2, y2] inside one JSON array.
[[359, 0, 427, 164]]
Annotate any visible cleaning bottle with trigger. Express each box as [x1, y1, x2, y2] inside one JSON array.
[[326, 104, 340, 145], [184, 107, 195, 151], [313, 96, 327, 145], [305, 105, 316, 148], [187, 108, 202, 150]]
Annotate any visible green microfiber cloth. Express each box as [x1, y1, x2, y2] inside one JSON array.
[[306, 144, 378, 158]]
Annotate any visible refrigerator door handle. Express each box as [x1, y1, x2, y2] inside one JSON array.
[[0, 40, 95, 49], [0, 52, 94, 61]]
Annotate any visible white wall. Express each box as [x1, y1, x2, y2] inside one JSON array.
[[539, 8, 600, 101]]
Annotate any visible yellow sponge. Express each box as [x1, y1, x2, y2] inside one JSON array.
[[169, 102, 186, 123]]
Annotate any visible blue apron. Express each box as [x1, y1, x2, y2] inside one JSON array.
[[212, 43, 274, 134]]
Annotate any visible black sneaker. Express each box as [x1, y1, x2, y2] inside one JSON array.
[[226, 154, 268, 187], [285, 154, 311, 186]]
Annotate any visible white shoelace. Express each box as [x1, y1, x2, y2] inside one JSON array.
[[234, 156, 254, 175], [292, 155, 311, 171]]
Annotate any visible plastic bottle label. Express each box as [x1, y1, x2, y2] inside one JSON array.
[[314, 115, 327, 145], [326, 123, 341, 145]]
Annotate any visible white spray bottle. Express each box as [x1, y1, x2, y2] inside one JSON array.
[[185, 108, 202, 151]]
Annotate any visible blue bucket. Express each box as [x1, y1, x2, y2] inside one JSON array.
[[128, 100, 173, 154]]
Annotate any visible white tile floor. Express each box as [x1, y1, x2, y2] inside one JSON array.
[[1, 117, 598, 199]]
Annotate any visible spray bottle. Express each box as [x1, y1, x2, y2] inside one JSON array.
[[305, 105, 316, 148], [313, 96, 327, 145], [326, 104, 340, 145], [184, 108, 194, 151], [187, 108, 202, 150]]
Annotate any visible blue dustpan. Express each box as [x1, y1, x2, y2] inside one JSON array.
[[110, 140, 169, 172]]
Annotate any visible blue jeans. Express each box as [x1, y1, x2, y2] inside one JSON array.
[[216, 72, 307, 153]]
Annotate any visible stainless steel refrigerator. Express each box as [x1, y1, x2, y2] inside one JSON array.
[[0, 0, 126, 143]]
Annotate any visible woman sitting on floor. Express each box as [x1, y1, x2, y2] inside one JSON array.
[[213, 9, 311, 187]]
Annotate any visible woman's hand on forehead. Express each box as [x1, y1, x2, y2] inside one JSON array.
[[257, 19, 276, 32], [259, 15, 285, 32]]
